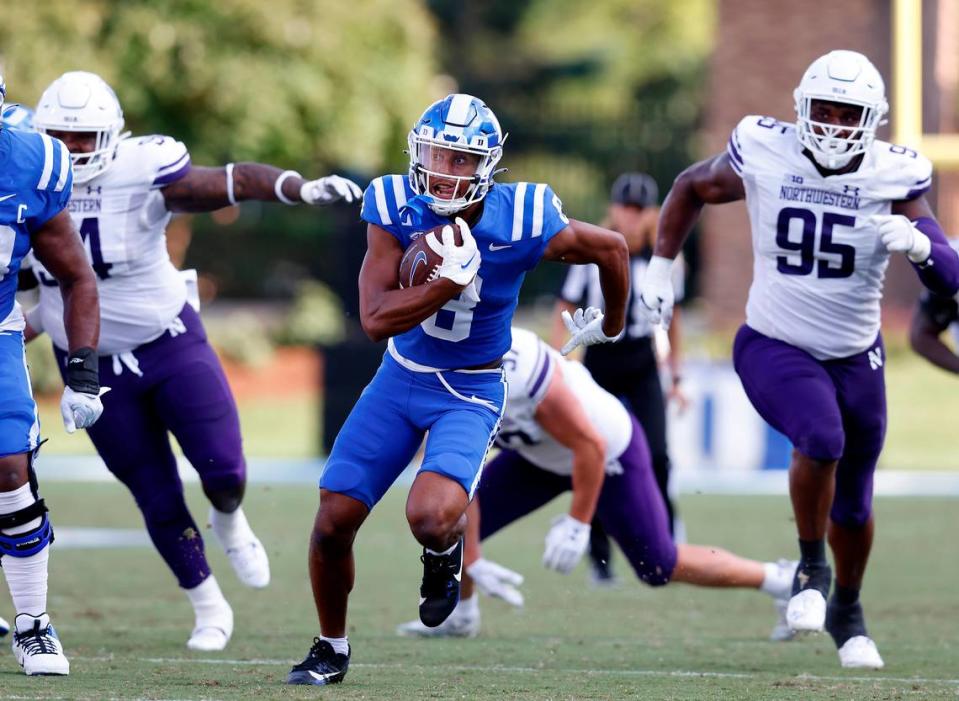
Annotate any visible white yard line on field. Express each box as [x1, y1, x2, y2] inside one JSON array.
[[71, 655, 959, 686]]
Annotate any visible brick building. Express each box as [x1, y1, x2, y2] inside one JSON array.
[[700, 0, 957, 327]]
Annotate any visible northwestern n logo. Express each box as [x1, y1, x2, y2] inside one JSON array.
[[868, 346, 883, 370]]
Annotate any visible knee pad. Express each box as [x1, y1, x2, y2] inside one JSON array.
[[0, 499, 54, 558]]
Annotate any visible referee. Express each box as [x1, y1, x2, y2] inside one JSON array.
[[551, 172, 687, 583]]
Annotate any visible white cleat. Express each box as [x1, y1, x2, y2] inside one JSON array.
[[12, 613, 70, 676], [396, 610, 480, 638], [787, 589, 827, 633], [0, 615, 9, 638], [186, 603, 234, 652], [770, 597, 795, 642], [224, 537, 271, 589], [837, 635, 884, 669]]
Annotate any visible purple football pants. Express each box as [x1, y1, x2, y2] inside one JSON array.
[[733, 324, 886, 527], [477, 415, 677, 585], [54, 305, 246, 588]]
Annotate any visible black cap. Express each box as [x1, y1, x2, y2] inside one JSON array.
[[610, 172, 658, 208]]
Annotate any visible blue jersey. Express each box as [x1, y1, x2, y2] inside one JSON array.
[[362, 175, 569, 368], [0, 128, 73, 330]]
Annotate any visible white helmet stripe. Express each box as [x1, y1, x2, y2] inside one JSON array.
[[446, 94, 473, 126]]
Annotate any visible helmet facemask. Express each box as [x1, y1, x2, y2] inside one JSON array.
[[408, 129, 504, 216], [795, 96, 884, 170]]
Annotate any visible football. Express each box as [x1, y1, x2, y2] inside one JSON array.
[[398, 222, 464, 288]]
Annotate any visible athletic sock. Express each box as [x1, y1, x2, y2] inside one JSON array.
[[826, 585, 867, 647], [0, 484, 49, 616], [209, 505, 254, 550], [760, 562, 792, 599], [798, 538, 827, 566], [321, 635, 349, 656], [184, 575, 229, 625]]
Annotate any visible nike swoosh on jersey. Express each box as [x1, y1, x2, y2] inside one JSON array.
[[488, 243, 512, 251], [0, 194, 16, 202]]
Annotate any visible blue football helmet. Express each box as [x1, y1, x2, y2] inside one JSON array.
[[407, 94, 507, 216], [1, 103, 34, 131]]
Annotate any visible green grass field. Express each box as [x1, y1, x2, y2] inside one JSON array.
[[0, 483, 956, 700]]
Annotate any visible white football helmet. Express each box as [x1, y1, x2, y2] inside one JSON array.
[[34, 71, 127, 183], [793, 50, 888, 170]]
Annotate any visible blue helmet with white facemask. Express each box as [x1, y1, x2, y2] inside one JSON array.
[[407, 94, 507, 216]]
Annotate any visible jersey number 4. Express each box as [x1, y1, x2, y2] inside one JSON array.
[[776, 207, 855, 278]]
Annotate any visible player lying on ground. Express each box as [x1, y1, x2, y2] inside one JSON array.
[[22, 71, 361, 652], [396, 328, 796, 639], [287, 94, 629, 686], [0, 74, 104, 676], [638, 50, 959, 670]]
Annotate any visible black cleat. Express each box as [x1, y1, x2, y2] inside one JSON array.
[[287, 638, 350, 686], [419, 538, 463, 627]]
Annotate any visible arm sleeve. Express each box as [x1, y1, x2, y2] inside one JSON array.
[[912, 218, 959, 296]]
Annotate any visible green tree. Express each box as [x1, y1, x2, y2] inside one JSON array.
[[0, 0, 438, 172]]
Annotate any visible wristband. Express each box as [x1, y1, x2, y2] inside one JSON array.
[[66, 347, 100, 395], [274, 170, 302, 205]]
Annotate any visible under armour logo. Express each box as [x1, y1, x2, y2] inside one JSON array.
[[843, 185, 861, 196], [868, 347, 883, 370], [86, 186, 102, 195]]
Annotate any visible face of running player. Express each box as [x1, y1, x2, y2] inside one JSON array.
[[47, 130, 98, 164], [423, 145, 481, 201], [809, 100, 865, 141]]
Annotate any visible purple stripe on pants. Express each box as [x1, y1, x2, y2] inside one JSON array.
[[477, 415, 677, 585], [54, 304, 245, 588], [732, 324, 886, 527]]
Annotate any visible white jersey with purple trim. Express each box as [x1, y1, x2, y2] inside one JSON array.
[[495, 327, 632, 476], [27, 134, 192, 355], [728, 115, 933, 360]]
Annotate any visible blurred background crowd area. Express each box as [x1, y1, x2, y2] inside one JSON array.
[[5, 0, 959, 468]]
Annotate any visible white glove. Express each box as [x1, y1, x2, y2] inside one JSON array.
[[560, 307, 620, 356], [466, 557, 525, 607], [60, 386, 108, 433], [542, 514, 591, 574], [638, 255, 676, 328], [874, 214, 931, 263], [300, 175, 363, 205], [426, 217, 481, 287]]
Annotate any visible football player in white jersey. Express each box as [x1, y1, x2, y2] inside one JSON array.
[[23, 71, 361, 652], [639, 51, 959, 669], [396, 328, 796, 640]]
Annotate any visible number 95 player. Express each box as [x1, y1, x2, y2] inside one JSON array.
[[287, 94, 629, 685], [639, 50, 959, 669]]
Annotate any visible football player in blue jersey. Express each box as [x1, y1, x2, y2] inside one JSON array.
[[287, 94, 630, 686], [0, 75, 104, 676]]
